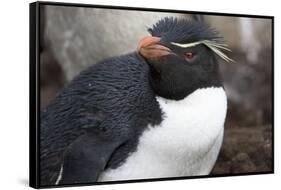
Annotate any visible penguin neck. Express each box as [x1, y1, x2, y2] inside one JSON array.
[[148, 65, 222, 101]]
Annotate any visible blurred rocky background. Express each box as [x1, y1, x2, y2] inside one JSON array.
[[40, 5, 273, 175]]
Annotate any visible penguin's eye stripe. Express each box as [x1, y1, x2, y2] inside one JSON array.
[[171, 40, 234, 63], [171, 41, 202, 48]]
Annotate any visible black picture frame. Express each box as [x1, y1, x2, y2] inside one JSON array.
[[30, 1, 274, 188]]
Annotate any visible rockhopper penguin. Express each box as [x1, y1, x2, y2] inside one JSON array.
[[40, 17, 230, 186]]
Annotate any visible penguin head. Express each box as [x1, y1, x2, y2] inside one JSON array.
[[137, 17, 232, 100]]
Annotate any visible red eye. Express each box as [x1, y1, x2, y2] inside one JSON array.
[[185, 52, 193, 60]]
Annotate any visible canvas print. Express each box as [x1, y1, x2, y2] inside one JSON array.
[[30, 2, 273, 188]]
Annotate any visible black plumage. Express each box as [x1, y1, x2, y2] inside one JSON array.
[[148, 17, 221, 44]]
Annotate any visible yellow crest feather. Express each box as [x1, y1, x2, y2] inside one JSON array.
[[171, 40, 234, 63]]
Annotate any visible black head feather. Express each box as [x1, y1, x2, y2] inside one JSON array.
[[148, 17, 222, 44]]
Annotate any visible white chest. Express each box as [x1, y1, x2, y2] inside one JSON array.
[[98, 87, 227, 181]]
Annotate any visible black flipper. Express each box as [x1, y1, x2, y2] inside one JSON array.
[[58, 130, 123, 185]]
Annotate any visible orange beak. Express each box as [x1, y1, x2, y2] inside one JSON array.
[[137, 36, 172, 58]]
